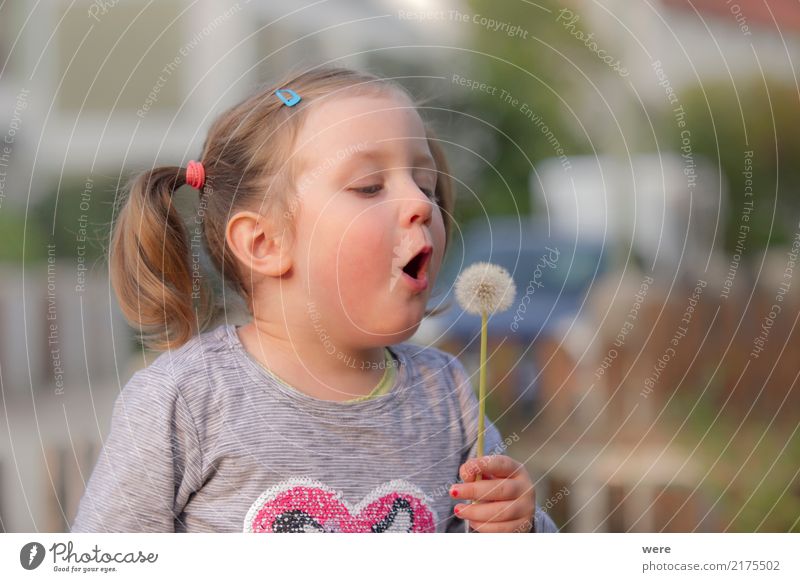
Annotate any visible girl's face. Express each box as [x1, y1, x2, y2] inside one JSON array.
[[289, 92, 447, 348]]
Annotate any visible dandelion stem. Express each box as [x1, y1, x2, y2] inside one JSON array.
[[476, 308, 488, 481]]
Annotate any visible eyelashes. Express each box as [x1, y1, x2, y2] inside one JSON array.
[[353, 184, 438, 200], [355, 184, 383, 196]]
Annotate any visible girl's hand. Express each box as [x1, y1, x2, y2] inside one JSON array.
[[450, 455, 536, 533]]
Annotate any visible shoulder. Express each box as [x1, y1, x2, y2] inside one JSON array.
[[123, 324, 236, 406], [112, 325, 237, 451], [144, 323, 236, 382]]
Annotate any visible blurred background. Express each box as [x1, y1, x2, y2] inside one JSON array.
[[1, 0, 799, 532]]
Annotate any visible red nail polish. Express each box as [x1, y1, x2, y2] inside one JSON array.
[[454, 505, 461, 515], [450, 488, 459, 498]]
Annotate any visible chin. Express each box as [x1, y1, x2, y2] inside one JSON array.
[[365, 318, 421, 345], [392, 323, 420, 344]]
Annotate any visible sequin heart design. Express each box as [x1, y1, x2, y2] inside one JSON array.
[[243, 478, 438, 533]]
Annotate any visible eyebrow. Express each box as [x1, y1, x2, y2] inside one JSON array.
[[343, 147, 436, 170]]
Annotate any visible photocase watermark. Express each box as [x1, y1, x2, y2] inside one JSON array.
[[137, 2, 247, 118], [46, 244, 65, 396], [44, 540, 158, 574], [520, 102, 572, 170], [305, 300, 399, 372], [451, 73, 502, 97], [87, 0, 120, 22], [20, 542, 46, 570], [652, 60, 678, 107], [556, 8, 629, 77], [307, 300, 343, 360], [0, 87, 30, 210], [641, 279, 706, 398], [725, 0, 752, 36], [453, 72, 572, 171], [190, 181, 215, 303], [511, 485, 570, 533], [428, 432, 521, 500], [675, 107, 697, 191], [510, 247, 560, 332], [396, 8, 452, 21], [750, 303, 781, 361], [75, 176, 94, 294], [721, 150, 754, 300], [540, 484, 570, 513], [595, 274, 654, 380], [653, 60, 697, 195], [287, 141, 369, 221], [750, 222, 800, 359], [397, 9, 530, 39], [468, 12, 529, 39]]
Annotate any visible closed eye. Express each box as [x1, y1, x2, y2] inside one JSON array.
[[352, 184, 438, 200], [354, 184, 383, 196]]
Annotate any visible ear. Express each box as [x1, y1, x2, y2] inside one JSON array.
[[226, 210, 292, 277]]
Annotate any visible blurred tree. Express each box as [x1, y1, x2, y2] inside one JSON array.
[[455, 0, 591, 224], [681, 78, 800, 250], [28, 175, 119, 265], [0, 208, 47, 262]]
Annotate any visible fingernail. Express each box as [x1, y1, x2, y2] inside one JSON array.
[[454, 505, 461, 515], [450, 487, 459, 498]]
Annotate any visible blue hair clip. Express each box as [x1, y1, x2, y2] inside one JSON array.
[[275, 88, 301, 107]]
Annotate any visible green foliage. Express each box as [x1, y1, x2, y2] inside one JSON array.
[[667, 387, 800, 532], [0, 207, 47, 262], [456, 0, 589, 224], [3, 174, 120, 265], [681, 79, 800, 250]]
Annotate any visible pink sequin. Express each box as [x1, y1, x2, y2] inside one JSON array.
[[243, 478, 437, 533]]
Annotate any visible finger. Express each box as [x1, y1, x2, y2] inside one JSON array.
[[451, 477, 526, 502], [460, 455, 521, 482], [467, 518, 532, 533], [460, 454, 520, 481], [455, 499, 529, 523], [476, 455, 523, 479], [459, 461, 482, 482]]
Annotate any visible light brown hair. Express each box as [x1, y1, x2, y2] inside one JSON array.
[[110, 66, 455, 351]]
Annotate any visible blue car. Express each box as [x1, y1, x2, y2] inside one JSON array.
[[417, 216, 608, 345], [412, 216, 607, 417]]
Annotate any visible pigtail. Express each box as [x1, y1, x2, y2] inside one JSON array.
[[110, 166, 213, 351]]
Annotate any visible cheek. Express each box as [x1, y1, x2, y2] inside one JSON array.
[[308, 207, 391, 287]]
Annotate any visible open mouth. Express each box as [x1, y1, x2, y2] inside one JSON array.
[[402, 245, 432, 281]]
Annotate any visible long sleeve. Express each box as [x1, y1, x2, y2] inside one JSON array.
[[445, 355, 558, 533], [532, 506, 559, 532], [71, 365, 203, 532]]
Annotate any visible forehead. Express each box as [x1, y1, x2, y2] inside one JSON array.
[[292, 92, 431, 173]]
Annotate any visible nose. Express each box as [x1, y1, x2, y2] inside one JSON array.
[[401, 179, 434, 227]]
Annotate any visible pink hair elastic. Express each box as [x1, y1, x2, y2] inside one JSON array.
[[186, 160, 205, 190]]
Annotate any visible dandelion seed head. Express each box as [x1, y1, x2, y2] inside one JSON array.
[[454, 262, 516, 315]]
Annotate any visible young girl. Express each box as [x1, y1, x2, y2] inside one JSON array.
[[71, 66, 557, 534]]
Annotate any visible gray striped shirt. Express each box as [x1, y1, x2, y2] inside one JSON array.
[[71, 324, 558, 533]]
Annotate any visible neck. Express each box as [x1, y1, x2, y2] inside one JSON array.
[[237, 315, 387, 402]]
